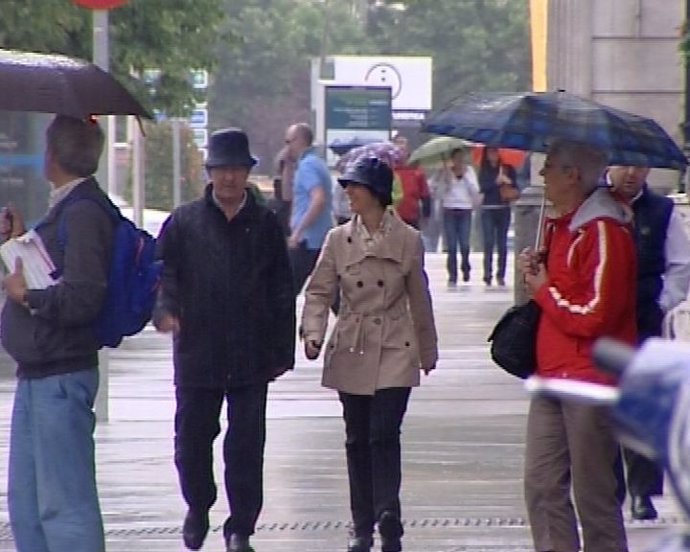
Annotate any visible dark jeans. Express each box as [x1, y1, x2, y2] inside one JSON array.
[[614, 448, 663, 504], [480, 207, 511, 283], [174, 384, 268, 539], [339, 387, 411, 538], [443, 208, 473, 282], [289, 242, 320, 297]]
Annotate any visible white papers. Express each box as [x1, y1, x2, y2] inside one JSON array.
[[0, 230, 57, 290]]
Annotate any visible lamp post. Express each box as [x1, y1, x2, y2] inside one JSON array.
[[71, 0, 129, 422]]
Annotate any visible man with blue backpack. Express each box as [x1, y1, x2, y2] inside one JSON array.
[[0, 114, 115, 552]]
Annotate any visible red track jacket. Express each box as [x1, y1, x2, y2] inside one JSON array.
[[533, 188, 637, 385]]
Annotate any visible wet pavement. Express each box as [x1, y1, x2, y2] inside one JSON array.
[[0, 252, 683, 551]]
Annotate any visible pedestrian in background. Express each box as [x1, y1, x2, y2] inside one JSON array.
[[608, 164, 690, 520], [518, 140, 635, 552], [301, 156, 438, 552], [1, 115, 115, 552], [478, 147, 518, 286], [285, 122, 333, 295], [154, 128, 295, 552], [272, 145, 295, 235], [392, 135, 431, 229], [432, 147, 482, 285]]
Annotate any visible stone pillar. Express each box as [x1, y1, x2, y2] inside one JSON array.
[[512, 0, 594, 304], [546, 0, 593, 95]]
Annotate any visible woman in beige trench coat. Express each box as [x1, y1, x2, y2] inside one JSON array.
[[301, 156, 438, 552]]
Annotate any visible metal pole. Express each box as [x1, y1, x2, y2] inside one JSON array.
[[93, 9, 110, 422], [172, 118, 182, 208], [132, 121, 144, 227], [683, 0, 690, 193]]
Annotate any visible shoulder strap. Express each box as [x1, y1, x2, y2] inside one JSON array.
[[57, 194, 120, 251]]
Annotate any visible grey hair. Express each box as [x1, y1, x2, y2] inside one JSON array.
[[292, 122, 313, 146], [46, 115, 104, 177], [547, 140, 608, 193]]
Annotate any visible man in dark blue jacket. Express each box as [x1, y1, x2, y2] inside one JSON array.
[[609, 165, 690, 520], [1, 115, 114, 552], [154, 128, 295, 552]]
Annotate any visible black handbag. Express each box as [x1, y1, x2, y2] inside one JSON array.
[[487, 299, 541, 379]]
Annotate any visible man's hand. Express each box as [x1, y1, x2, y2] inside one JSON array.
[[0, 203, 26, 242], [523, 262, 547, 294], [304, 340, 321, 360], [3, 257, 28, 306], [154, 313, 180, 334], [287, 232, 302, 250]]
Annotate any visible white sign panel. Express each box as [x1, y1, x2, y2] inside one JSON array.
[[331, 56, 432, 111]]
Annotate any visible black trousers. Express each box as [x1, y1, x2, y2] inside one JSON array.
[[615, 447, 664, 502], [289, 243, 320, 297], [174, 384, 268, 539], [339, 388, 411, 538]]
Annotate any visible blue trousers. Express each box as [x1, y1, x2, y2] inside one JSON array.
[[443, 208, 473, 283], [8, 368, 103, 552], [480, 207, 511, 283]]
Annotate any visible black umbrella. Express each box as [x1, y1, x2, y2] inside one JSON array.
[[423, 91, 687, 170], [0, 48, 153, 120]]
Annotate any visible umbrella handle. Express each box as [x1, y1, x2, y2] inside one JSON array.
[[534, 193, 546, 251]]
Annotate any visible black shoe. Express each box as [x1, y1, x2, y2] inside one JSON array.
[[226, 533, 253, 552], [347, 535, 373, 552], [483, 276, 492, 286], [378, 511, 403, 552], [182, 509, 209, 551], [631, 495, 658, 520], [462, 272, 470, 283], [497, 277, 506, 286]]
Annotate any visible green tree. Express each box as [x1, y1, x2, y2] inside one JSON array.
[[210, 0, 370, 172], [209, 0, 529, 171], [125, 121, 205, 211], [370, 0, 531, 109], [0, 0, 225, 116]]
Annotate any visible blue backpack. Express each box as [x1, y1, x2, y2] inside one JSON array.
[[57, 195, 162, 348]]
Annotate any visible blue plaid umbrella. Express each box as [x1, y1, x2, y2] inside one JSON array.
[[328, 136, 380, 156], [423, 91, 687, 170]]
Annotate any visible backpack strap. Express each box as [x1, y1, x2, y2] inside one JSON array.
[[54, 194, 120, 278]]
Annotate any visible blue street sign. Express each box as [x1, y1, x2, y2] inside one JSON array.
[[189, 108, 208, 128]]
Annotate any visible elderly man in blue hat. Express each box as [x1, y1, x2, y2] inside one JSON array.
[[154, 128, 296, 552]]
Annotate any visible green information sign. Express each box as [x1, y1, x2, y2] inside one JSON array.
[[325, 86, 392, 131]]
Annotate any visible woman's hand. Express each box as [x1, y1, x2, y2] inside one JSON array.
[[304, 340, 322, 360], [422, 363, 435, 375]]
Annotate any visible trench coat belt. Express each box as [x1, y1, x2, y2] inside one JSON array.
[[338, 302, 408, 355]]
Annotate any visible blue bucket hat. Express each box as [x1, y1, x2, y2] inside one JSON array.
[[205, 128, 258, 168], [338, 156, 394, 206]]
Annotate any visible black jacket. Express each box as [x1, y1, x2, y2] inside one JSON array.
[[1, 178, 115, 378], [155, 185, 295, 389]]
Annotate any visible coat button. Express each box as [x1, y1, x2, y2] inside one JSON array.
[[377, 280, 384, 287], [357, 281, 363, 287], [374, 318, 381, 325], [347, 236, 352, 243], [405, 341, 410, 347]]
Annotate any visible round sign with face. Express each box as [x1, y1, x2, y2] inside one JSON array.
[[72, 0, 128, 9]]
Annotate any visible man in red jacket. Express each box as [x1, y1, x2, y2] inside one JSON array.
[[392, 136, 430, 228], [518, 140, 636, 552]]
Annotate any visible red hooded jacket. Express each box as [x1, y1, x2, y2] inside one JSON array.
[[533, 188, 637, 385]]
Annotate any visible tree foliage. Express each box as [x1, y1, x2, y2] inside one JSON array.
[[124, 121, 205, 212], [210, 0, 530, 172], [0, 0, 224, 116]]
